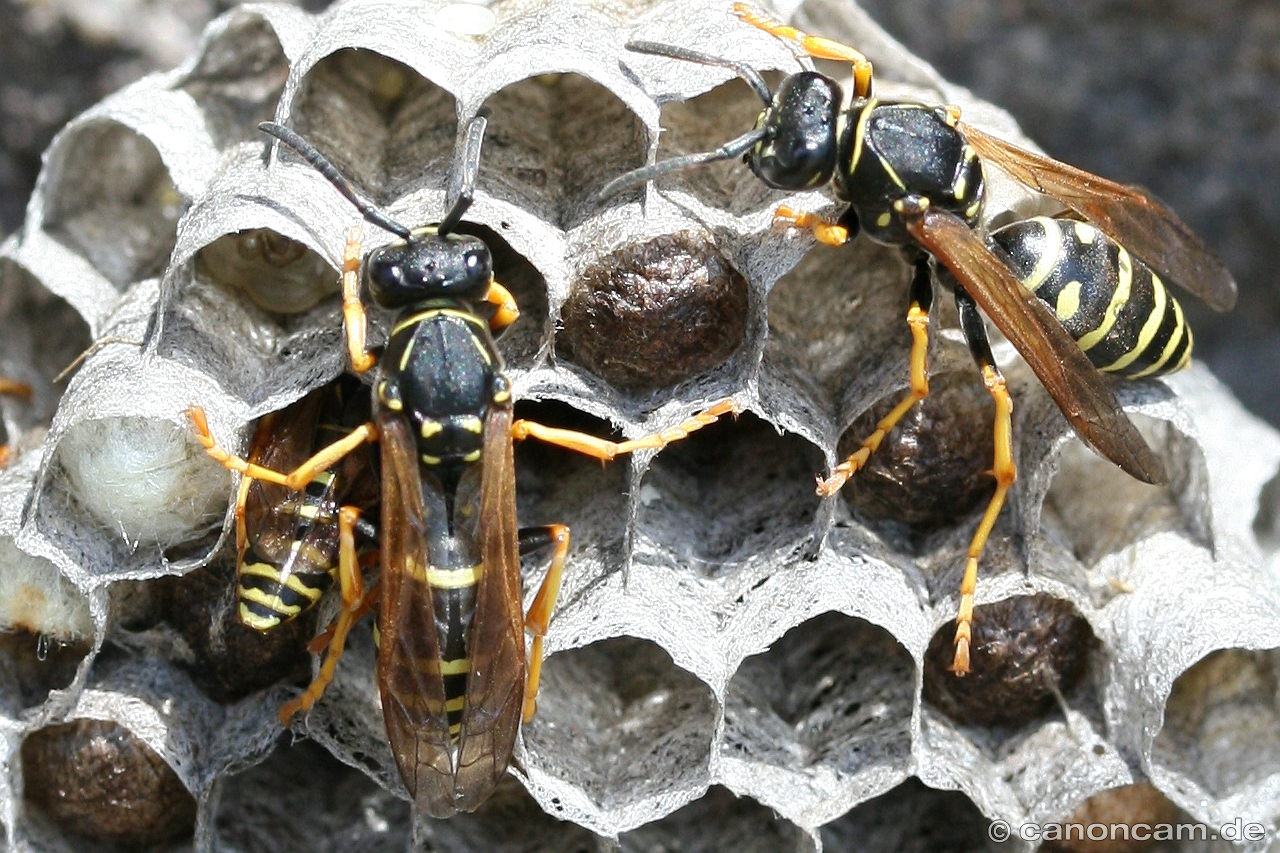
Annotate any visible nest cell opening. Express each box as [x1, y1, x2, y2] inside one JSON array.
[[618, 786, 811, 853], [21, 719, 197, 851], [646, 74, 785, 216], [766, 239, 913, 399], [43, 122, 183, 289], [635, 412, 822, 576], [195, 228, 338, 315], [557, 231, 750, 392], [0, 258, 92, 431], [1043, 415, 1196, 567], [456, 222, 548, 372], [922, 594, 1094, 730], [424, 777, 598, 853], [1153, 648, 1280, 801], [181, 12, 290, 149], [481, 73, 645, 230], [521, 636, 717, 812], [820, 777, 1001, 853], [215, 737, 410, 853], [723, 612, 915, 778], [49, 415, 231, 558], [291, 49, 458, 204]]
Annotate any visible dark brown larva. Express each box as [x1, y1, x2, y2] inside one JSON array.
[[923, 594, 1093, 727], [839, 370, 994, 543], [558, 232, 749, 390], [21, 720, 197, 847]]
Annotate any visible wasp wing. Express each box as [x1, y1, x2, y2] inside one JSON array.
[[961, 124, 1236, 311], [452, 401, 525, 812], [907, 208, 1166, 484], [376, 411, 456, 818]]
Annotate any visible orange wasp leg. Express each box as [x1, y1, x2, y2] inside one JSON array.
[[950, 287, 1017, 675], [732, 2, 874, 98], [280, 505, 374, 724], [818, 257, 933, 496], [342, 225, 377, 374], [485, 281, 519, 335], [0, 380, 33, 466], [510, 398, 740, 461], [520, 524, 570, 722], [188, 405, 377, 491], [774, 205, 851, 247]]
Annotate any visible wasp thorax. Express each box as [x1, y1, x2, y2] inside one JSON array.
[[365, 231, 493, 308], [748, 72, 841, 190]]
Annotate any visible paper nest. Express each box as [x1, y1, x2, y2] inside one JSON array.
[[1, 0, 1279, 850]]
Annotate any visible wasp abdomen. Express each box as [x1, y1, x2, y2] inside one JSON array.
[[991, 216, 1191, 378]]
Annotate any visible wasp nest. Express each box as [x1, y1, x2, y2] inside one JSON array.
[[2, 0, 1279, 851]]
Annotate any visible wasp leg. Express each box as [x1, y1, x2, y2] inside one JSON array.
[[818, 255, 933, 495], [731, 2, 873, 97], [951, 286, 1016, 676], [485, 281, 520, 335], [511, 399, 739, 461], [280, 505, 372, 724], [517, 524, 570, 722], [0, 379, 33, 400], [774, 205, 850, 247], [342, 225, 376, 374], [189, 406, 377, 492]]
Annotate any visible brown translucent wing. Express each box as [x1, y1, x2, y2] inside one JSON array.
[[242, 394, 323, 563], [375, 412, 456, 818], [452, 402, 524, 812], [961, 123, 1237, 311], [907, 208, 1166, 484]]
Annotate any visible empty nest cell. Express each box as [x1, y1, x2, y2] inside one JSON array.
[[635, 412, 822, 575], [618, 786, 811, 853], [521, 636, 717, 814], [723, 612, 915, 784], [179, 11, 291, 150], [820, 777, 1000, 853], [290, 49, 458, 204], [481, 74, 645, 229], [42, 122, 183, 289]]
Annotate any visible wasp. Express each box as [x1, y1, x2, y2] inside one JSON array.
[[599, 4, 1235, 674], [190, 115, 735, 816]]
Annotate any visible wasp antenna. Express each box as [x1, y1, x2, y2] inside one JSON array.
[[259, 122, 413, 241], [597, 126, 769, 202], [626, 40, 772, 105], [439, 111, 489, 236]]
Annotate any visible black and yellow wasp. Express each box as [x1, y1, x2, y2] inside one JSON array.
[[600, 3, 1235, 674], [190, 115, 735, 816]]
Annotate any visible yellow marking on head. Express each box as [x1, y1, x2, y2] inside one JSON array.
[[425, 564, 483, 589], [440, 658, 471, 676], [876, 211, 891, 228], [1055, 281, 1082, 322], [1076, 246, 1132, 352], [1133, 288, 1188, 377], [1101, 271, 1167, 373], [420, 420, 443, 439], [1073, 221, 1098, 244]]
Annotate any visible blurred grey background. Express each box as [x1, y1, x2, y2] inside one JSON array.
[[2, 0, 1276, 423]]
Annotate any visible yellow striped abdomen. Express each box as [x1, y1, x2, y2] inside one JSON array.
[[991, 216, 1191, 377]]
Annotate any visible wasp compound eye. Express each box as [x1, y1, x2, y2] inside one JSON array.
[[749, 72, 840, 190]]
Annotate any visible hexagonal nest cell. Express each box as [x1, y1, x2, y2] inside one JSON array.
[[2, 0, 1279, 851]]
